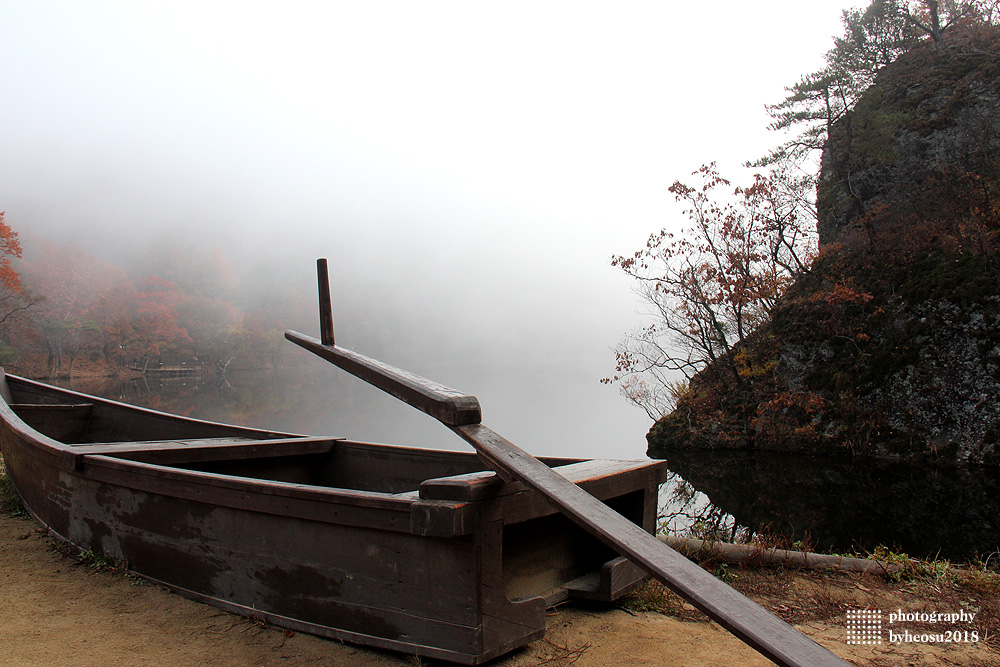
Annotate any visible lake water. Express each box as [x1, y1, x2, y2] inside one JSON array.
[[48, 368, 1000, 561], [654, 447, 1000, 562]]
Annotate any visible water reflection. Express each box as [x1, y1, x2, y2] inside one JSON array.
[[655, 448, 1000, 561]]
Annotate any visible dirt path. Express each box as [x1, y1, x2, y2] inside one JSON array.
[[2, 511, 997, 667]]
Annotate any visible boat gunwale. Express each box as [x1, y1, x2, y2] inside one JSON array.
[[0, 404, 462, 520], [0, 375, 462, 529], [3, 407, 664, 537], [1, 373, 666, 537], [2, 372, 586, 470], [4, 373, 301, 440]]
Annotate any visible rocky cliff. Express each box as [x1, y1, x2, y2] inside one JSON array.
[[648, 25, 1000, 464]]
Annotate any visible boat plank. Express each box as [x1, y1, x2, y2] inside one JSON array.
[[9, 403, 94, 442], [70, 437, 265, 449], [69, 436, 341, 463], [80, 454, 416, 523], [0, 369, 11, 403], [419, 458, 663, 502]]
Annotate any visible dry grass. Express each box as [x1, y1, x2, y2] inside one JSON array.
[[0, 454, 28, 519], [621, 557, 1000, 656]]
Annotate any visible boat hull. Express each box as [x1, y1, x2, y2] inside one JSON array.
[[0, 374, 666, 664]]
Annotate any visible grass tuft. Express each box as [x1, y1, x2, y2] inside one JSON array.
[[0, 453, 29, 519], [620, 580, 707, 622], [48, 538, 131, 577]]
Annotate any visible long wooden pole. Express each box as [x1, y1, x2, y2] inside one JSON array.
[[283, 260, 854, 667]]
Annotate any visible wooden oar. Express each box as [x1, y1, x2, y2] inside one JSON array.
[[284, 259, 853, 667]]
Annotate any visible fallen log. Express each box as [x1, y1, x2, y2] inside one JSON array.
[[660, 535, 903, 575]]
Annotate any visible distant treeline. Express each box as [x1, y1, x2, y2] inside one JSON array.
[[0, 233, 314, 378]]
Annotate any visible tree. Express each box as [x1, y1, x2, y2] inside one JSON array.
[[903, 0, 1000, 43], [0, 212, 23, 292], [758, 0, 919, 167], [759, 1, 998, 168], [130, 276, 192, 371], [0, 212, 40, 365], [18, 240, 126, 375], [605, 164, 816, 419], [175, 295, 242, 364], [87, 283, 140, 366], [0, 212, 40, 325], [0, 280, 41, 366]]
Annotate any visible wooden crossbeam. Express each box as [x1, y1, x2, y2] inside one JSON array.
[[284, 259, 854, 667]]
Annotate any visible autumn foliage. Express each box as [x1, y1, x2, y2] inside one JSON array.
[[0, 213, 23, 291], [605, 164, 816, 419], [615, 6, 1000, 463], [0, 227, 307, 378]]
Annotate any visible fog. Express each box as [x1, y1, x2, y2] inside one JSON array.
[[1, 2, 853, 458]]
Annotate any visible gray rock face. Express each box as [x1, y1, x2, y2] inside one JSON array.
[[817, 31, 1000, 246], [869, 299, 1000, 463]]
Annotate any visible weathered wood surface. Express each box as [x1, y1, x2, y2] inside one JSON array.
[[285, 330, 482, 426], [317, 258, 336, 346], [6, 374, 293, 445], [288, 335, 851, 667], [563, 556, 646, 602], [662, 536, 903, 575], [418, 459, 655, 502], [8, 403, 94, 442], [66, 436, 339, 462]]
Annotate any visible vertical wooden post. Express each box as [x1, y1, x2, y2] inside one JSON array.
[[317, 258, 335, 346]]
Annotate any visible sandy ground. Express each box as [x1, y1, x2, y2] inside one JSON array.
[[2, 510, 998, 667]]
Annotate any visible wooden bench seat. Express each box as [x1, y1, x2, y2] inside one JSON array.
[[9, 403, 95, 443], [70, 435, 342, 464]]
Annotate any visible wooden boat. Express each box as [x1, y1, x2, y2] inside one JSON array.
[[0, 260, 852, 667], [0, 372, 663, 664]]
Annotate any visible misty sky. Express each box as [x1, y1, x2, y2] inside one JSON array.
[[1, 2, 857, 458]]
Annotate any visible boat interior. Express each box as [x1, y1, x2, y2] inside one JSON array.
[[1, 372, 585, 496], [1, 371, 655, 606]]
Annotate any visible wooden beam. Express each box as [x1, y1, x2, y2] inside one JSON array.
[[661, 536, 903, 575], [284, 331, 482, 426], [452, 423, 852, 667], [285, 260, 852, 667], [288, 330, 852, 665]]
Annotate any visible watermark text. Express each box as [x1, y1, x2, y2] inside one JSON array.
[[846, 608, 981, 645]]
